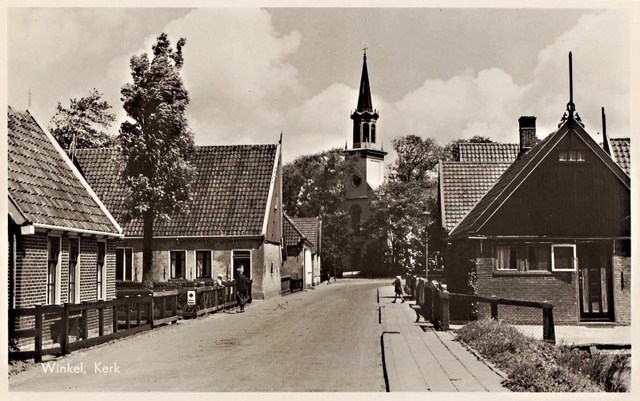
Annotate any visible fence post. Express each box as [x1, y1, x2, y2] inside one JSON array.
[[149, 296, 155, 328], [81, 308, 89, 340], [34, 309, 43, 363], [98, 307, 104, 337], [172, 293, 178, 318], [490, 295, 498, 320], [112, 304, 118, 334], [440, 285, 450, 331], [542, 302, 556, 344], [62, 303, 70, 355], [136, 300, 142, 326]]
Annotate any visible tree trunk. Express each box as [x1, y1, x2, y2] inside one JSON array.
[[142, 209, 154, 289]]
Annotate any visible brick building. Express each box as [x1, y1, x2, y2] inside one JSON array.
[[440, 111, 630, 325], [75, 143, 284, 300], [8, 107, 123, 347]]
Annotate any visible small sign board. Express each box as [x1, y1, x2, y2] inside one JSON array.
[[187, 290, 196, 306]]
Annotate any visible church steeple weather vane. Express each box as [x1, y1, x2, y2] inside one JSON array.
[[559, 52, 584, 128]]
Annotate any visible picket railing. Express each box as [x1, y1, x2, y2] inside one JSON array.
[[406, 275, 556, 344], [9, 290, 179, 363]]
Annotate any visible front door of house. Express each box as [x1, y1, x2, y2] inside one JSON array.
[[578, 243, 614, 321]]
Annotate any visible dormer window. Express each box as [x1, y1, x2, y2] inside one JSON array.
[[559, 150, 585, 162]]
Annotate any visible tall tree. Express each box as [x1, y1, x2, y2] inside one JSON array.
[[119, 33, 196, 288], [49, 89, 116, 149]]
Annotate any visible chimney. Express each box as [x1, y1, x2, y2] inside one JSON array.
[[518, 116, 537, 155]]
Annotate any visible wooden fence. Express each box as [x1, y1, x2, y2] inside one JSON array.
[[178, 280, 252, 318], [406, 275, 556, 344], [281, 276, 304, 295], [9, 290, 179, 363]]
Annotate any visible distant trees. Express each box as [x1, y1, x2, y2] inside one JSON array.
[[119, 33, 196, 288], [49, 89, 116, 149], [363, 135, 444, 276]]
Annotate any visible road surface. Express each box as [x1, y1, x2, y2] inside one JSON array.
[[9, 279, 387, 392]]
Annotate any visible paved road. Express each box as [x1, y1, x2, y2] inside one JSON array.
[[10, 279, 386, 392]]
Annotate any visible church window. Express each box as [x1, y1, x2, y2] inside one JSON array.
[[363, 123, 370, 143], [353, 121, 360, 145], [350, 204, 362, 234], [371, 124, 376, 143]]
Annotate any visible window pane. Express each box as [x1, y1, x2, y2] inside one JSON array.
[[116, 248, 124, 281], [554, 246, 574, 270], [559, 151, 567, 161], [125, 249, 133, 281], [171, 251, 186, 279], [528, 246, 549, 271], [496, 246, 517, 270]]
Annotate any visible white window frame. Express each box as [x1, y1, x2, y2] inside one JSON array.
[[231, 249, 252, 280], [96, 240, 107, 301], [169, 250, 187, 279], [116, 247, 134, 281], [47, 235, 62, 305], [495, 245, 518, 271], [194, 249, 213, 279], [68, 237, 81, 304], [551, 244, 577, 272]]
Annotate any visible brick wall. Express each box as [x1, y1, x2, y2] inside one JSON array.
[[11, 231, 118, 350], [612, 254, 631, 324], [475, 244, 579, 325]]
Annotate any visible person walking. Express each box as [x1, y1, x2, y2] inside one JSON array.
[[392, 275, 405, 303], [235, 266, 249, 313]]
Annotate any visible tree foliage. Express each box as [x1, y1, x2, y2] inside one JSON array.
[[119, 33, 195, 287], [49, 88, 116, 149]]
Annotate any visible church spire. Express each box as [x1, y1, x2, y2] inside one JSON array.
[[356, 48, 373, 112]]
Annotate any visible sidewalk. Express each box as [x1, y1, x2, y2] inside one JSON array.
[[378, 286, 509, 392]]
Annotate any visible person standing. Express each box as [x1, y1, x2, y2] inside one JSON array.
[[392, 275, 405, 303], [235, 266, 249, 313]]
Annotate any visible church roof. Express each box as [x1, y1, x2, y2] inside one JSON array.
[[356, 53, 373, 112], [7, 107, 122, 236], [75, 144, 279, 238]]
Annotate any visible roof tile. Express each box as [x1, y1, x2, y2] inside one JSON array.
[[75, 144, 278, 237]]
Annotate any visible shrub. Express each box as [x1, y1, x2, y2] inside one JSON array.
[[456, 319, 629, 392]]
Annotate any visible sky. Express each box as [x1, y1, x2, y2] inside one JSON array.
[[7, 5, 633, 163]]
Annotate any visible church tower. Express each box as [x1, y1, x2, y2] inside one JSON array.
[[343, 50, 387, 273]]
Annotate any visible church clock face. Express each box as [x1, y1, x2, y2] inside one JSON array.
[[352, 174, 362, 187]]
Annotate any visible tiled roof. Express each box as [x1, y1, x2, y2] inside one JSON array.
[[610, 138, 630, 175], [283, 213, 306, 248], [458, 143, 519, 162], [291, 217, 320, 252], [75, 144, 279, 237], [449, 120, 630, 238], [439, 161, 512, 232], [7, 107, 121, 235]]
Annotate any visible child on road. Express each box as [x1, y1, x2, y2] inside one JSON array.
[[392, 276, 405, 303]]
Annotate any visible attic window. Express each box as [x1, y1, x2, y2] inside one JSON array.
[[559, 150, 585, 162]]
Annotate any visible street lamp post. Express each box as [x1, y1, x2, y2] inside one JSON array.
[[421, 211, 431, 280]]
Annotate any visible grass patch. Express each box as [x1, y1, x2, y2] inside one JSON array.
[[455, 319, 630, 392]]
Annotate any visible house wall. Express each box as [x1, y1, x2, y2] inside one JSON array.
[[121, 236, 283, 299], [11, 230, 117, 350], [264, 148, 283, 244], [313, 255, 321, 285], [12, 231, 116, 308], [283, 246, 304, 279]]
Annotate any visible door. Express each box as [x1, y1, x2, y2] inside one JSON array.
[[578, 243, 614, 321], [304, 249, 312, 288], [232, 250, 251, 280]]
